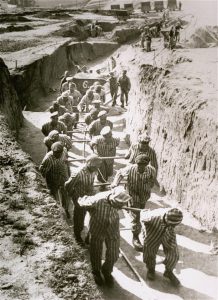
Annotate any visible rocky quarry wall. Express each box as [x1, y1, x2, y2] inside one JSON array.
[[126, 63, 217, 230]]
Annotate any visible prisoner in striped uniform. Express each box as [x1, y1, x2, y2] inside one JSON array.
[[41, 112, 67, 136], [67, 83, 82, 126], [78, 90, 100, 113], [90, 126, 120, 184], [112, 154, 156, 251], [125, 133, 158, 172], [44, 130, 72, 152], [49, 101, 68, 117], [78, 187, 132, 287], [59, 113, 76, 138], [141, 207, 183, 286], [65, 155, 102, 245], [39, 142, 69, 213], [88, 110, 113, 137], [85, 108, 99, 126]]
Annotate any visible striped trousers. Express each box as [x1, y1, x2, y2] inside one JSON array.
[[73, 205, 86, 238], [97, 161, 114, 183], [90, 235, 120, 274], [143, 239, 179, 271], [72, 195, 86, 238], [129, 193, 151, 235]]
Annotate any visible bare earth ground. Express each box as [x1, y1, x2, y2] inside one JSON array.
[[18, 51, 218, 299], [1, 4, 218, 300]]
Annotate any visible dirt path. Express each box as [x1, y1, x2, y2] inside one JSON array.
[[18, 36, 218, 299], [18, 94, 218, 300]]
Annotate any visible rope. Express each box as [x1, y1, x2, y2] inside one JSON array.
[[97, 167, 107, 183]]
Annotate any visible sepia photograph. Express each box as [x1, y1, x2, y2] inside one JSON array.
[[0, 0, 217, 299]]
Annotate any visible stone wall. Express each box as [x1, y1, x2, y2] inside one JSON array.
[[127, 63, 217, 230]]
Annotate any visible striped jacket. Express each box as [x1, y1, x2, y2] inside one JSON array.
[[88, 119, 113, 137], [68, 89, 82, 102], [65, 165, 97, 199], [41, 121, 67, 136], [126, 143, 158, 172], [78, 93, 100, 112], [49, 106, 68, 116], [78, 191, 120, 239], [44, 134, 72, 151], [141, 208, 177, 249], [59, 114, 76, 131], [39, 149, 69, 187], [90, 136, 120, 165], [85, 114, 98, 126], [113, 164, 156, 205]]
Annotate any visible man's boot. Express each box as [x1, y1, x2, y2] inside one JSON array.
[[102, 266, 114, 288], [163, 269, 180, 287], [92, 271, 104, 286], [147, 269, 156, 281], [132, 234, 143, 252]]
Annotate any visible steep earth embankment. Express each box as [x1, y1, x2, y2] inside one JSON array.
[[0, 60, 102, 300], [0, 58, 23, 132], [10, 40, 118, 109], [124, 47, 217, 230]]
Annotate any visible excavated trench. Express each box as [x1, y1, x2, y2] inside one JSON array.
[[10, 40, 119, 110], [2, 37, 217, 230], [1, 25, 218, 300]]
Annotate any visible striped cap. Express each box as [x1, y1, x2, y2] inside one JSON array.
[[138, 133, 151, 143], [110, 186, 132, 208], [98, 110, 107, 118], [166, 208, 183, 225], [135, 154, 150, 164], [86, 154, 102, 167], [51, 142, 63, 152], [48, 130, 59, 138]]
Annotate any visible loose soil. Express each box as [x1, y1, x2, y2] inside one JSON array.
[[17, 54, 218, 300], [1, 3, 218, 300]]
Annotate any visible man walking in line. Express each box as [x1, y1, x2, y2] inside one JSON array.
[[59, 112, 77, 138], [90, 126, 120, 184], [43, 130, 72, 152], [78, 89, 100, 113], [125, 133, 158, 172], [66, 82, 82, 127], [78, 187, 132, 286], [141, 207, 183, 287], [41, 112, 67, 136], [85, 108, 99, 126], [49, 101, 68, 117], [112, 154, 156, 251], [108, 72, 118, 106], [118, 70, 131, 108], [88, 110, 113, 137], [65, 155, 102, 246], [39, 142, 69, 215]]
